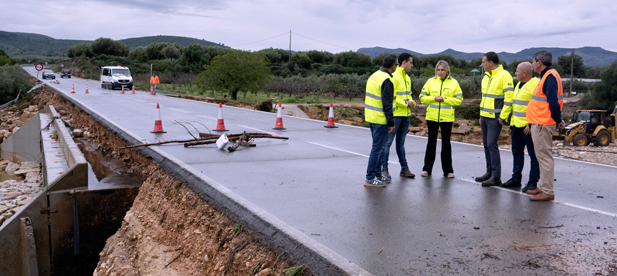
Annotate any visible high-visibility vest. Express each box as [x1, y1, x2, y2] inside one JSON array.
[[500, 77, 540, 128], [150, 76, 160, 84], [420, 76, 463, 123], [480, 65, 514, 118], [392, 67, 412, 117], [527, 69, 563, 125], [365, 70, 392, 124]]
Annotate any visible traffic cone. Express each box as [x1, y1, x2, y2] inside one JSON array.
[[273, 102, 286, 130], [150, 103, 166, 133], [213, 103, 228, 132], [150, 86, 154, 95], [324, 103, 338, 128], [131, 86, 135, 94], [71, 84, 75, 93], [85, 84, 89, 94], [121, 85, 125, 94]]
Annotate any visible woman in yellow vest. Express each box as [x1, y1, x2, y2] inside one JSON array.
[[419, 60, 463, 178]]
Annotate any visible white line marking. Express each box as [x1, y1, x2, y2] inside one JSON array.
[[237, 125, 277, 135], [456, 177, 617, 218], [170, 108, 189, 113], [134, 99, 146, 103], [308, 142, 398, 164], [198, 115, 216, 120]]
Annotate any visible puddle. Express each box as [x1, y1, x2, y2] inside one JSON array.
[[74, 138, 141, 190], [0, 171, 22, 182]]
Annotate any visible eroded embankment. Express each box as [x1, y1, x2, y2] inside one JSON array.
[[24, 87, 304, 276]]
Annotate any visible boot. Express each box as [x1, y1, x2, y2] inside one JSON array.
[[475, 172, 491, 182], [482, 176, 502, 187], [400, 168, 415, 178], [500, 178, 522, 189]]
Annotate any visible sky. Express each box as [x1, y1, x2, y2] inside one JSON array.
[[2, 0, 617, 54]]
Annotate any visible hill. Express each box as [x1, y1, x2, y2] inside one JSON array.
[[0, 31, 227, 57], [357, 46, 617, 67]]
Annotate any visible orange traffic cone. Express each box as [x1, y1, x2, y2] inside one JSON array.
[[121, 85, 125, 94], [132, 86, 136, 94], [150, 86, 154, 95], [213, 103, 228, 132], [85, 84, 89, 94], [150, 103, 166, 133], [324, 102, 338, 128], [71, 84, 75, 93], [273, 102, 286, 130]]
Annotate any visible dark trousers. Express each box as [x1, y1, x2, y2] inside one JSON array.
[[422, 120, 453, 175], [481, 117, 502, 177], [381, 116, 410, 170], [366, 123, 389, 180], [510, 126, 540, 183]]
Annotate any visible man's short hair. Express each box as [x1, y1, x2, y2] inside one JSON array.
[[518, 62, 533, 74], [383, 54, 397, 68], [533, 51, 552, 66], [398, 53, 412, 65], [483, 51, 499, 64]]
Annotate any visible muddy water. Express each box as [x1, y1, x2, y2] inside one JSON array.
[[74, 138, 141, 189], [0, 171, 22, 182]]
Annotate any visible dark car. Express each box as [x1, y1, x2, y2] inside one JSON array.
[[60, 69, 71, 78], [42, 70, 55, 79]]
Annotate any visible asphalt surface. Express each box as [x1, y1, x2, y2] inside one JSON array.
[[26, 67, 617, 275]]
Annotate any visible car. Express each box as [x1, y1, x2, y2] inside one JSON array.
[[42, 70, 55, 79], [60, 69, 71, 78]]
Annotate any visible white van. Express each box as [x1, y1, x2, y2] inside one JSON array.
[[100, 66, 133, 90]]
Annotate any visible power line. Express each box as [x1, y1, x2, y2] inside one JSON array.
[[230, 32, 289, 47], [293, 32, 353, 51]]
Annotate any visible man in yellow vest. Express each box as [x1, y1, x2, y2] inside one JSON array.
[[498, 62, 540, 191], [381, 53, 417, 179], [526, 51, 566, 201], [364, 54, 397, 187], [476, 52, 514, 187]]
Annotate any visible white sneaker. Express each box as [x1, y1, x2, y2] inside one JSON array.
[[446, 173, 455, 178], [421, 171, 429, 177]]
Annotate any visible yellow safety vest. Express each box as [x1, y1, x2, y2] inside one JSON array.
[[420, 76, 463, 123], [500, 77, 540, 128], [365, 70, 392, 124], [480, 65, 514, 118], [392, 67, 412, 117]]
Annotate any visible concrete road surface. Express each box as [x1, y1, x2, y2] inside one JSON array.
[[25, 67, 617, 275]]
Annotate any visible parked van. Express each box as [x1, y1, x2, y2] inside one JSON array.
[[100, 66, 133, 90]]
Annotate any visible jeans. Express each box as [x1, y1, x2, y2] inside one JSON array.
[[422, 121, 453, 175], [510, 126, 540, 183], [381, 116, 410, 170], [366, 123, 389, 180], [152, 84, 157, 94], [481, 117, 502, 177]]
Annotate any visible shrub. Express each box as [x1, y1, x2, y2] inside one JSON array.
[[455, 100, 481, 120], [409, 114, 422, 127], [0, 65, 33, 104]]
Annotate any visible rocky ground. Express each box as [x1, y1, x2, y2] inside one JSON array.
[[0, 160, 43, 227]]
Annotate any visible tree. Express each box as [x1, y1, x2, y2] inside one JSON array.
[[558, 54, 585, 78], [0, 65, 32, 104], [90, 38, 129, 57], [67, 43, 93, 58], [178, 44, 208, 73], [579, 60, 617, 110], [198, 50, 271, 100], [290, 52, 312, 70], [306, 50, 333, 64], [333, 51, 372, 68], [128, 46, 148, 63], [162, 46, 181, 60], [0, 49, 12, 66]]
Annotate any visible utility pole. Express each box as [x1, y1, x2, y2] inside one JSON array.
[[289, 30, 292, 62], [570, 48, 574, 97]]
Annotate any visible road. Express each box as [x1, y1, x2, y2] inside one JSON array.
[[25, 67, 617, 275]]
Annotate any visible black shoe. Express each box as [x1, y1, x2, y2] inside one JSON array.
[[482, 177, 502, 187], [500, 178, 522, 189], [475, 172, 491, 182], [522, 182, 538, 193]]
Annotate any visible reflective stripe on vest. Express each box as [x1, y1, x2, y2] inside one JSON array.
[[364, 70, 392, 124], [513, 99, 529, 105], [512, 111, 526, 117], [510, 77, 539, 127], [526, 69, 563, 125], [392, 67, 412, 117], [480, 65, 513, 118], [481, 107, 501, 113]]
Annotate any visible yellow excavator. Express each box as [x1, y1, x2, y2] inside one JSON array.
[[554, 109, 616, 146]]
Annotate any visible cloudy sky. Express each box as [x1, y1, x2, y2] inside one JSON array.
[[3, 0, 616, 54]]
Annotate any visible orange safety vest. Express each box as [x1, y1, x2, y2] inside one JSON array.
[[150, 76, 160, 84], [526, 69, 563, 125]]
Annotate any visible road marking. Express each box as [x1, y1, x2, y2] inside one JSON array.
[[308, 142, 398, 164], [456, 177, 617, 218], [134, 99, 146, 103], [237, 125, 277, 135], [198, 115, 216, 120], [170, 108, 189, 113]]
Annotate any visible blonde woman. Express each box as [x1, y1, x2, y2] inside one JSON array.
[[419, 60, 463, 178]]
